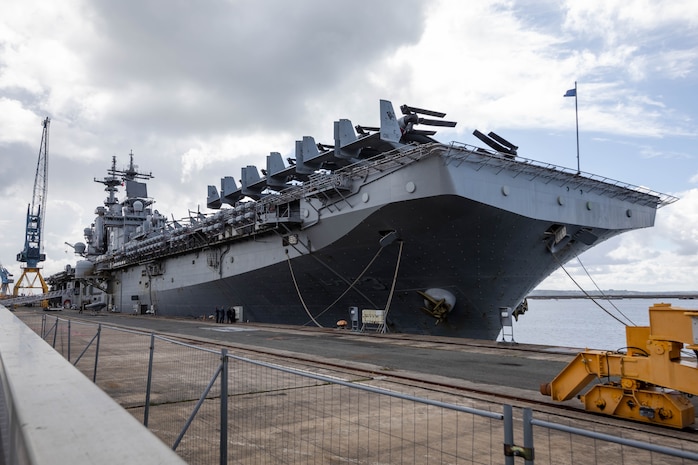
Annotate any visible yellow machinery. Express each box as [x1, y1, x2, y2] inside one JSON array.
[[540, 303, 698, 428]]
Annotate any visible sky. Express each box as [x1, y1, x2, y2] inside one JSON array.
[[1, 0, 697, 294]]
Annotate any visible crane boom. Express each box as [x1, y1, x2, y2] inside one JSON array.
[[14, 117, 50, 306], [31, 116, 50, 259]]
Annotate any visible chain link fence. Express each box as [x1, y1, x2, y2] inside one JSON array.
[[16, 312, 698, 464]]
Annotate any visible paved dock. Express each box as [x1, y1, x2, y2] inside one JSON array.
[[32, 308, 578, 396], [11, 307, 698, 464], [16, 307, 698, 416]]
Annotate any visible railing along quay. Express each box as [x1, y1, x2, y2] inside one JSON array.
[[0, 307, 187, 465], [6, 307, 698, 464]]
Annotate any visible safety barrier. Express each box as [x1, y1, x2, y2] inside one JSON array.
[[0, 308, 186, 465], [15, 311, 698, 464]]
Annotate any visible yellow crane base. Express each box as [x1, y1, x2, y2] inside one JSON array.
[[13, 267, 49, 309], [581, 384, 694, 429]]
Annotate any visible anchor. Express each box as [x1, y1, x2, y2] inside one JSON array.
[[417, 289, 455, 324]]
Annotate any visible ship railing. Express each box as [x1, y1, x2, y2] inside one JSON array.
[[446, 141, 679, 208], [106, 214, 262, 267], [213, 138, 676, 228], [333, 143, 436, 181], [96, 137, 679, 270], [177, 144, 435, 225], [249, 143, 437, 214]]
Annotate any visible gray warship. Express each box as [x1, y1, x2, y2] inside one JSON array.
[[51, 100, 677, 339]]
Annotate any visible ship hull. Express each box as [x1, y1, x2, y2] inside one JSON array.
[[47, 109, 674, 342], [108, 148, 657, 339]]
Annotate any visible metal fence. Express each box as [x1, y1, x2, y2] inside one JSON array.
[[20, 313, 698, 464]]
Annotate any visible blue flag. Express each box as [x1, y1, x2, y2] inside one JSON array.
[[564, 88, 576, 97]]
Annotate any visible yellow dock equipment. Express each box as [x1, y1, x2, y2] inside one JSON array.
[[540, 303, 698, 428]]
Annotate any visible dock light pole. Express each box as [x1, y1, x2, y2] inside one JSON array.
[[564, 81, 580, 174]]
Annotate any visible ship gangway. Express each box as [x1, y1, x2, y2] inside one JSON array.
[[1, 289, 71, 307]]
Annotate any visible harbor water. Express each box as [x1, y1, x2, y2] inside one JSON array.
[[507, 298, 698, 350]]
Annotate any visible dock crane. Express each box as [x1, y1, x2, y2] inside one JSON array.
[[0, 262, 13, 297], [541, 303, 698, 428], [14, 117, 50, 308]]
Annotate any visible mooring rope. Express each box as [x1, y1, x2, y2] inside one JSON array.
[[553, 253, 631, 327], [286, 250, 323, 328], [308, 247, 385, 322], [381, 240, 404, 331], [575, 255, 636, 326], [286, 245, 386, 327]]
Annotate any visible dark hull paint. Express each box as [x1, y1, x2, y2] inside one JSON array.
[[146, 195, 621, 339]]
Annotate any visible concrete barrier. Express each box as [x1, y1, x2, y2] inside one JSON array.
[[0, 306, 187, 465]]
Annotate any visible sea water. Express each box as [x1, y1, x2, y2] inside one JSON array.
[[503, 298, 698, 350]]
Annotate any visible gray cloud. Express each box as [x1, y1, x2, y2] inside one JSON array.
[[79, 0, 426, 136]]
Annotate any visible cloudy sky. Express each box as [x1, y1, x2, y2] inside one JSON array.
[[1, 0, 697, 294]]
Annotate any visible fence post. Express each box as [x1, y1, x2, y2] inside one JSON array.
[[93, 324, 102, 383], [523, 408, 534, 465], [503, 404, 514, 465], [52, 317, 58, 348], [67, 320, 71, 363], [42, 318, 57, 345], [144, 333, 155, 427], [504, 405, 534, 463], [220, 349, 228, 465]]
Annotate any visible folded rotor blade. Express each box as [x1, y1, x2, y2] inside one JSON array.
[[419, 118, 457, 127], [400, 104, 447, 118]]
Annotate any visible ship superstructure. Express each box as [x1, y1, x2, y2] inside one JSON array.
[[53, 100, 677, 339]]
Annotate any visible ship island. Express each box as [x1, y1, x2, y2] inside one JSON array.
[[47, 100, 677, 340]]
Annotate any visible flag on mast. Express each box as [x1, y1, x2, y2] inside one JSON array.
[[564, 82, 580, 173]]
